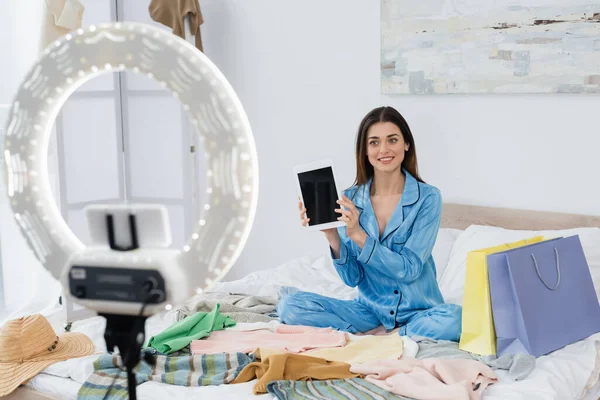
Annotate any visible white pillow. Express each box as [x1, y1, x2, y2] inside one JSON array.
[[432, 228, 463, 282], [438, 225, 600, 305]]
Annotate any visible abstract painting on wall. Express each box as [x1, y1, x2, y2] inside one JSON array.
[[381, 0, 600, 94]]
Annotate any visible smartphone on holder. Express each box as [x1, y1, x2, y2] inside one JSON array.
[[294, 159, 345, 231]]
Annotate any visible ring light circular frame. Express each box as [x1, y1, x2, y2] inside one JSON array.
[[1, 22, 259, 313]]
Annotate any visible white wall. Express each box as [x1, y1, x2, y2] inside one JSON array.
[[198, 0, 600, 280]]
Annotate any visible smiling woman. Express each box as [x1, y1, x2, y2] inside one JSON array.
[[286, 105, 462, 341]]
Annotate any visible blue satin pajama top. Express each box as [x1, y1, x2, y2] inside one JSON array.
[[332, 169, 445, 330]]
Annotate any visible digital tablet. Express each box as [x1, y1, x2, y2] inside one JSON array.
[[294, 159, 345, 231]]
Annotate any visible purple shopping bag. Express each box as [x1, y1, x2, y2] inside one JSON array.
[[487, 235, 600, 357]]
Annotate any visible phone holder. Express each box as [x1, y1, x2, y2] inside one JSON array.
[[106, 214, 139, 252]]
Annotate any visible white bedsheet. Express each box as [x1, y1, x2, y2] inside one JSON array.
[[27, 313, 600, 400], [26, 254, 600, 400]]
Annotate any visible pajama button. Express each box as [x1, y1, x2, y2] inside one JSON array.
[[394, 290, 399, 294], [390, 311, 395, 315]]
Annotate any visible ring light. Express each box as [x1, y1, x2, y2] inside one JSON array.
[[1, 22, 259, 316]]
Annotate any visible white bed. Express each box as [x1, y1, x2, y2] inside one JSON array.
[[13, 203, 600, 400]]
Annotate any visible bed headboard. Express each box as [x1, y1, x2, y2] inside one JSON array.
[[441, 203, 600, 230]]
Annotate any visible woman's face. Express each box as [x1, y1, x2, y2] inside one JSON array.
[[366, 122, 409, 174]]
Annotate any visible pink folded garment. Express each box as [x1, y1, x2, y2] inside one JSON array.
[[190, 329, 347, 355], [350, 357, 497, 400]]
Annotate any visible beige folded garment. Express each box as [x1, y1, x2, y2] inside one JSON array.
[[258, 332, 404, 364]]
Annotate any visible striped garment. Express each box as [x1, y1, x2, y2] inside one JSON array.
[[77, 349, 254, 400], [266, 379, 410, 400]]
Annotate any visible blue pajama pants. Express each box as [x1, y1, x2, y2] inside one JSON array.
[[277, 291, 462, 342]]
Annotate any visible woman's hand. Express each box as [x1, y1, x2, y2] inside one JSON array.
[[336, 194, 367, 248]]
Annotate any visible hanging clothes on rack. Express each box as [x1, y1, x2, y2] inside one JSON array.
[[149, 0, 204, 52], [40, 0, 85, 49]]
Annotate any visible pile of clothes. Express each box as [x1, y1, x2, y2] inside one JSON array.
[[75, 291, 535, 400]]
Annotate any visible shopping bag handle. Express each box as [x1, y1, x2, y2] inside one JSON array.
[[530, 248, 561, 290]]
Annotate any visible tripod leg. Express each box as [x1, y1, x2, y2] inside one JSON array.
[[127, 365, 137, 400]]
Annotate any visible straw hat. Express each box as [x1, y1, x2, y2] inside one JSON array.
[[0, 314, 95, 396]]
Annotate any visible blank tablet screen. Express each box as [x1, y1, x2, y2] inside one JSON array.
[[298, 167, 339, 226]]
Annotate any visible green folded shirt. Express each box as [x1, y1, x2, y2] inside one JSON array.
[[147, 303, 236, 354]]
